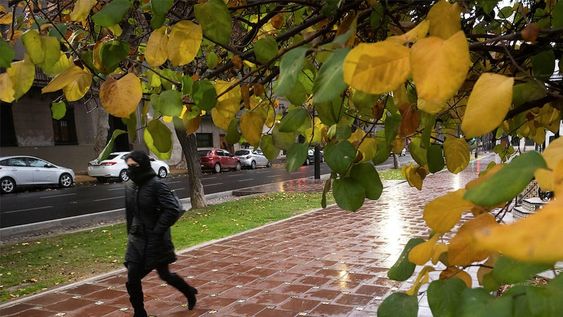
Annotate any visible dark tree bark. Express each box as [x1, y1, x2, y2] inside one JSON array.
[[174, 128, 207, 209], [393, 153, 399, 169]]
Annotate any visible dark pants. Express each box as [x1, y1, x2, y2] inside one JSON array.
[[126, 262, 192, 316]]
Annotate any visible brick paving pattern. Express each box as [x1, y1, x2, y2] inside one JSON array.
[[0, 156, 493, 316]]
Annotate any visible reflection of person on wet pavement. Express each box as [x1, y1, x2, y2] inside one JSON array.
[[123, 151, 197, 317]]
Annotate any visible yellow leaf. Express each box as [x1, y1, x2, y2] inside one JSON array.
[[477, 256, 496, 286], [63, 69, 92, 101], [359, 137, 377, 162], [392, 137, 405, 154], [542, 137, 563, 170], [444, 137, 469, 174], [212, 80, 241, 130], [553, 160, 563, 195], [162, 116, 173, 123], [183, 114, 201, 134], [240, 111, 265, 146], [423, 189, 473, 233], [343, 40, 410, 94], [42, 65, 92, 101], [439, 267, 472, 287], [348, 128, 366, 146], [449, 213, 496, 265], [42, 52, 73, 76], [22, 30, 44, 65], [431, 243, 448, 265], [70, 0, 97, 22], [461, 74, 514, 138], [388, 20, 430, 44], [7, 58, 35, 100], [304, 117, 325, 145], [145, 26, 168, 67], [403, 163, 427, 190], [393, 84, 411, 112], [475, 198, 563, 263], [427, 0, 461, 39], [100, 73, 142, 118], [409, 235, 439, 265], [167, 20, 202, 66], [411, 31, 470, 114], [406, 266, 433, 296], [0, 73, 15, 103], [0, 12, 13, 25], [534, 168, 554, 192], [39, 36, 62, 70]]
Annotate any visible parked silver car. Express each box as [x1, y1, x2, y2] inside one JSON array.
[[235, 149, 271, 169], [88, 152, 169, 182], [0, 156, 75, 194]]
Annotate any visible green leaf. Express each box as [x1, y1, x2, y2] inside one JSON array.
[[428, 279, 466, 317], [286, 143, 308, 172], [313, 48, 350, 104], [150, 0, 173, 29], [92, 0, 132, 27], [316, 98, 341, 126], [0, 39, 15, 68], [206, 51, 219, 69], [144, 119, 172, 160], [321, 178, 331, 208], [350, 163, 383, 200], [478, 0, 498, 15], [409, 137, 427, 166], [327, 123, 352, 141], [50, 101, 66, 120], [499, 6, 513, 19], [377, 292, 418, 317], [152, 90, 183, 117], [192, 80, 217, 111], [39, 36, 61, 70], [124, 110, 137, 143], [274, 47, 308, 98], [285, 80, 307, 106], [254, 36, 278, 64], [531, 50, 555, 80], [99, 40, 129, 74], [491, 256, 551, 285], [97, 129, 127, 161], [512, 80, 547, 107], [272, 125, 295, 150], [321, 0, 340, 17], [279, 108, 309, 133], [325, 140, 356, 175], [181, 75, 193, 96], [226, 118, 241, 145], [459, 288, 513, 317], [333, 177, 365, 212], [370, 3, 384, 30], [194, 0, 232, 46], [427, 143, 445, 173], [553, 1, 563, 28], [526, 274, 563, 317], [464, 151, 547, 206], [384, 110, 401, 145], [387, 238, 424, 281], [260, 134, 280, 162], [351, 90, 379, 116]]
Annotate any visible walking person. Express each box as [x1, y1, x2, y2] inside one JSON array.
[[123, 151, 197, 317]]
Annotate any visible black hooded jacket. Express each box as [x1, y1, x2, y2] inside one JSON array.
[[123, 151, 182, 270]]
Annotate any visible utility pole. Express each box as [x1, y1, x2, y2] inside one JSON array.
[[314, 145, 321, 180]]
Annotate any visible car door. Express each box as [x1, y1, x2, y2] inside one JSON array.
[[255, 151, 267, 166], [27, 158, 59, 184], [221, 150, 235, 168], [4, 157, 33, 185]]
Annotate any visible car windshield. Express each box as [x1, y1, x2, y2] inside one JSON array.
[[235, 150, 249, 156], [106, 154, 119, 160], [198, 150, 210, 157]]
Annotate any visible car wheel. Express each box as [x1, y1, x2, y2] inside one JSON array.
[[213, 163, 221, 173], [96, 177, 106, 183], [59, 173, 73, 188], [235, 162, 242, 171], [158, 167, 168, 178], [119, 169, 129, 182], [266, 162, 272, 168], [1, 177, 16, 194], [304, 158, 310, 165], [251, 160, 256, 169]]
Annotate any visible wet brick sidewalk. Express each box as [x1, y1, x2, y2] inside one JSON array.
[[0, 156, 493, 316]]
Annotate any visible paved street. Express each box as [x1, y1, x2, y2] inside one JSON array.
[[0, 155, 492, 316], [0, 156, 412, 228]]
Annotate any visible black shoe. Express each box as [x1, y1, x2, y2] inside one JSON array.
[[187, 286, 198, 310], [133, 309, 148, 317]]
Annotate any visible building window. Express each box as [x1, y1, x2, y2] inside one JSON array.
[[53, 104, 78, 145], [196, 133, 213, 147], [0, 103, 17, 147]]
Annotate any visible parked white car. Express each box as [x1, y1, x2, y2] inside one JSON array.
[[235, 149, 271, 169], [88, 152, 169, 182], [0, 156, 75, 194]]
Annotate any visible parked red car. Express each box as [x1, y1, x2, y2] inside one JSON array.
[[199, 149, 241, 173]]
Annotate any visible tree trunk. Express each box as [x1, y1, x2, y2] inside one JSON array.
[[93, 107, 110, 153], [175, 128, 207, 209], [393, 153, 399, 169]]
